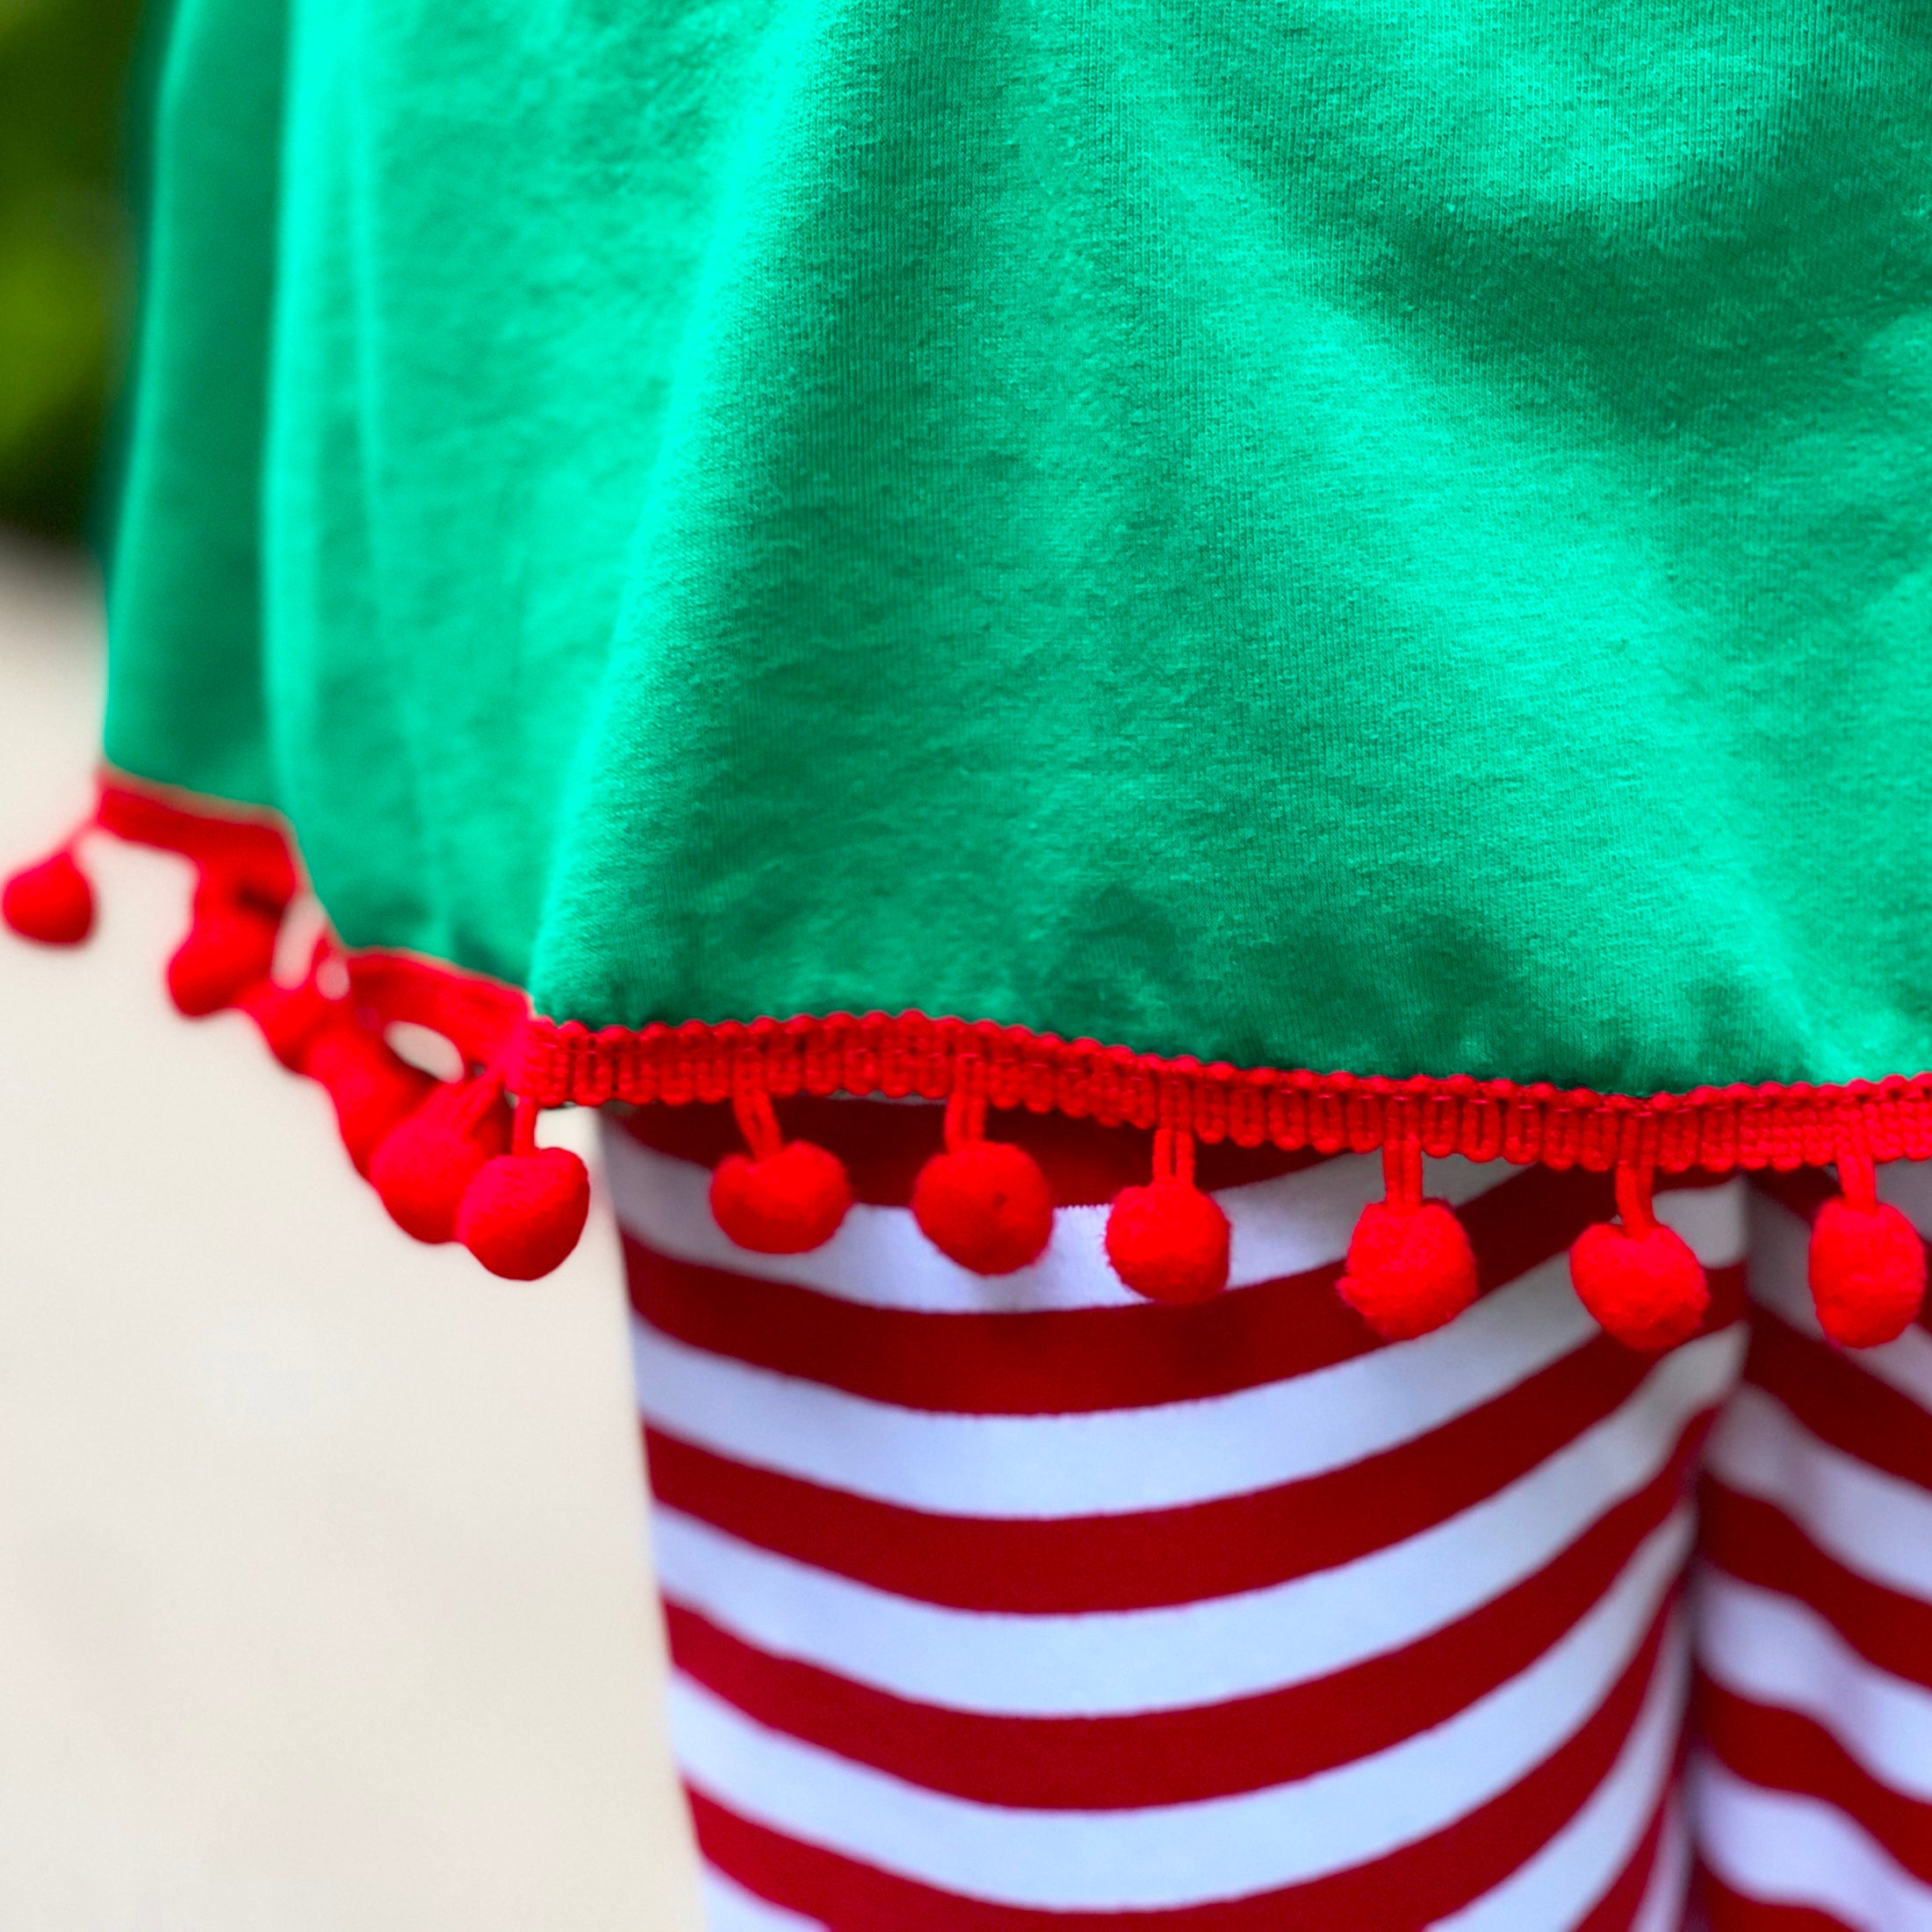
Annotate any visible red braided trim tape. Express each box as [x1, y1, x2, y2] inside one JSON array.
[[510, 1012, 1932, 1178]]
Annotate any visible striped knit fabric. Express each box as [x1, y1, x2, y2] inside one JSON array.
[[602, 1102, 1932, 1930], [1694, 1164, 1932, 1928]]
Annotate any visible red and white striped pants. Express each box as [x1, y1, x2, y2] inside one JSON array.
[[603, 1101, 1932, 1930]]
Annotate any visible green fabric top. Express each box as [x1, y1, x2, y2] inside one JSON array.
[[105, 1, 1932, 1095]]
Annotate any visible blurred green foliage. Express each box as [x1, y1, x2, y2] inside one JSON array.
[[0, 0, 147, 541]]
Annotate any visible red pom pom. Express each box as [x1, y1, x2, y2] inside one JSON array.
[[1810, 1196, 1926, 1348], [912, 1141, 1055, 1275], [1337, 1199, 1478, 1340], [3, 849, 94, 946], [458, 1146, 593, 1280], [1105, 1180, 1230, 1304], [242, 977, 334, 1069], [1570, 1220, 1708, 1352], [371, 1084, 512, 1244], [167, 904, 279, 1016], [304, 1024, 434, 1176], [710, 1140, 852, 1254]]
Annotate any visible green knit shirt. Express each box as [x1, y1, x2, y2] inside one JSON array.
[[103, 0, 1932, 1096]]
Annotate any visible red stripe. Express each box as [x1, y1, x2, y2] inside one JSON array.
[[1743, 1308, 1932, 1493], [640, 1330, 1715, 1612], [660, 1432, 1698, 1808], [1573, 1785, 1672, 1932], [620, 1163, 1661, 1417], [1699, 1487, 1932, 1694], [1697, 1868, 1852, 1931], [1697, 1682, 1932, 1887], [684, 1599, 1677, 1930], [624, 1237, 1381, 1416]]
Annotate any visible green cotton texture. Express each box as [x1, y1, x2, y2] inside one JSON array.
[[104, 1, 1932, 1096]]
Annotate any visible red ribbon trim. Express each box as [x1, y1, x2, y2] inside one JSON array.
[[511, 1013, 1932, 1177]]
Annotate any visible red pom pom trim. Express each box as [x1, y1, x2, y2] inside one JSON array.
[[458, 1111, 592, 1280], [239, 949, 335, 1069], [1809, 1136, 1927, 1347], [709, 1090, 852, 1255], [371, 1075, 513, 1244], [1569, 1153, 1708, 1352], [913, 1139, 1056, 1274], [304, 1019, 436, 1177], [1104, 1128, 1230, 1303], [911, 1084, 1054, 1274], [166, 895, 281, 1017], [2, 844, 94, 945], [1337, 1135, 1477, 1339]]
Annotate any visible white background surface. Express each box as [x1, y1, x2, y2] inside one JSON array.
[[0, 535, 703, 1929]]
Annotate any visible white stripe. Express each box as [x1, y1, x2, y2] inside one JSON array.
[[664, 1516, 1685, 1911], [1651, 1179, 1749, 1266], [700, 1867, 825, 1931], [1693, 1755, 1932, 1930], [649, 1333, 1736, 1716], [604, 1133, 1519, 1312], [1848, 1316, 1932, 1416], [1749, 1182, 1932, 1411], [1698, 1570, 1932, 1802], [1705, 1385, 1932, 1601], [1427, 1618, 1687, 1931], [1744, 1189, 1830, 1334], [1879, 1157, 1932, 1244], [1631, 1799, 1691, 1932], [632, 1256, 1604, 1518]]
